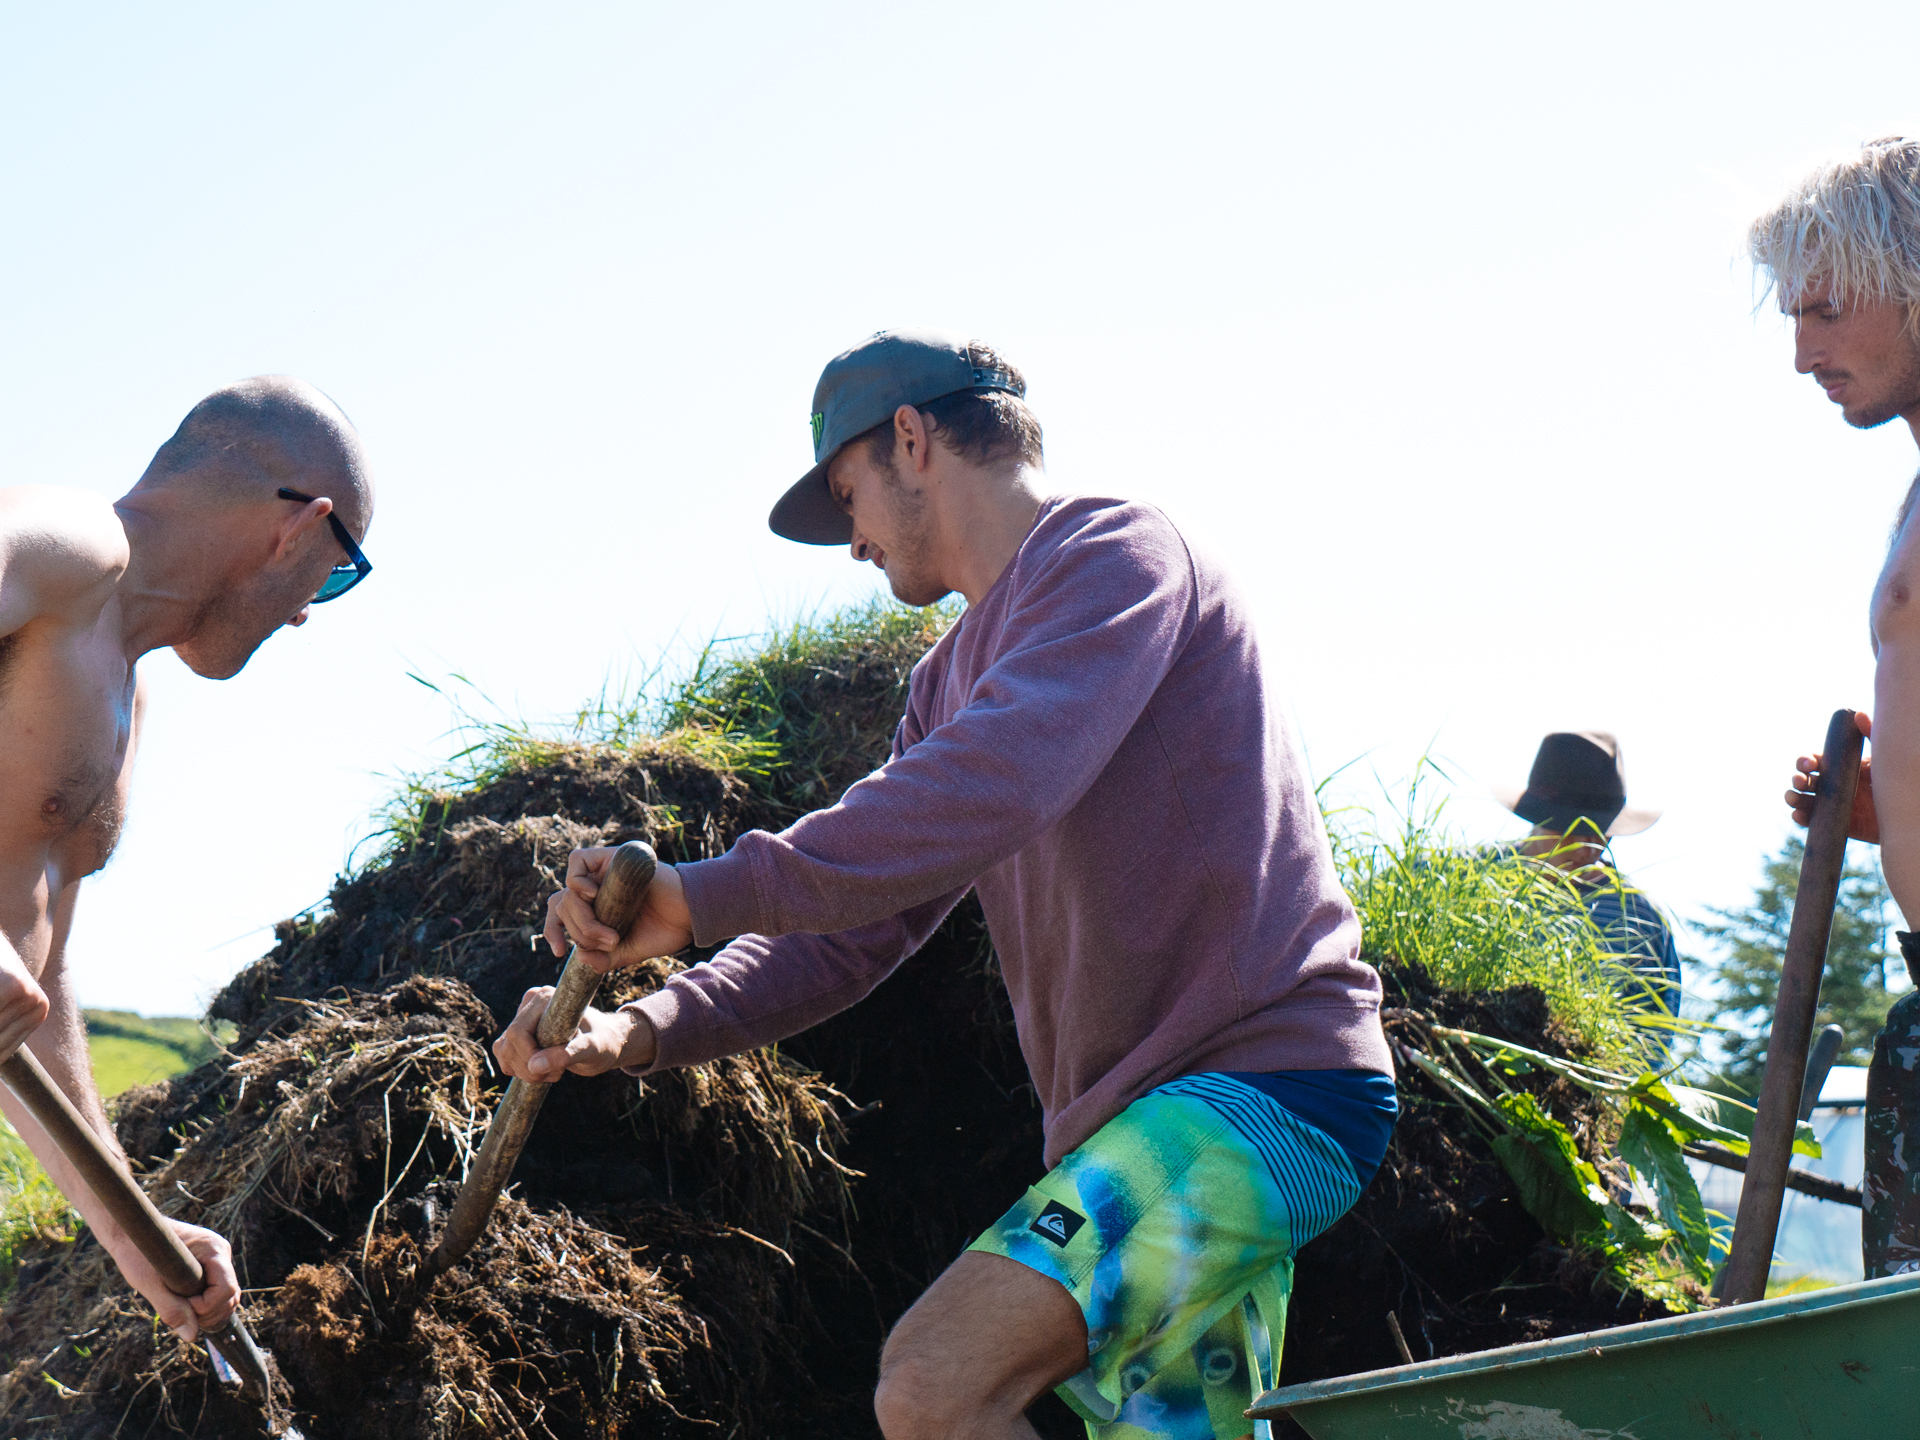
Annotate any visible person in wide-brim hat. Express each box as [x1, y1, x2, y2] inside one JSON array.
[[1495, 731, 1680, 1031], [1492, 730, 1661, 841]]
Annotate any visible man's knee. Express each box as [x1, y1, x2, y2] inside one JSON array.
[[873, 1350, 946, 1440], [872, 1252, 1084, 1438]]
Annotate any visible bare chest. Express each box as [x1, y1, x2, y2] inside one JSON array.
[[0, 619, 136, 897], [1873, 503, 1920, 651]]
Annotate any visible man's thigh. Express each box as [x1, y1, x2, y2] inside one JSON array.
[[879, 1249, 1089, 1419]]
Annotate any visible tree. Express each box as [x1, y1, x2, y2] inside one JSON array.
[[1697, 835, 1910, 1097]]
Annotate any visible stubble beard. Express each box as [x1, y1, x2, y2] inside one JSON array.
[[175, 574, 302, 678], [1843, 334, 1920, 430], [875, 457, 950, 607]]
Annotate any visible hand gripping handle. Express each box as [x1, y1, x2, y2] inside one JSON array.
[[427, 840, 657, 1278], [535, 840, 658, 1048]]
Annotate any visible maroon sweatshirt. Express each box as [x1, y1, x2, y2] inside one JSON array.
[[633, 494, 1389, 1166]]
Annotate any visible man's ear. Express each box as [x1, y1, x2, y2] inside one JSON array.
[[274, 495, 333, 561], [895, 405, 934, 473]]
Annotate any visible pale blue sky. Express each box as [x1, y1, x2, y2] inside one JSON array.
[[3, 2, 1917, 1013]]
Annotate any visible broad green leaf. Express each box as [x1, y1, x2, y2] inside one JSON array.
[[1599, 1198, 1668, 1255], [1489, 1092, 1610, 1239], [1491, 1132, 1607, 1239], [1619, 1103, 1714, 1277], [1650, 1082, 1821, 1159]]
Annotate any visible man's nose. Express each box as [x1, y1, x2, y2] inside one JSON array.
[[286, 606, 311, 629], [1793, 322, 1819, 375], [850, 532, 874, 563]]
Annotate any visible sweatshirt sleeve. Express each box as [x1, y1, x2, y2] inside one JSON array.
[[677, 500, 1198, 946], [624, 885, 969, 1074]]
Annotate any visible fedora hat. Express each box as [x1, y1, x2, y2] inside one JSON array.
[[1492, 731, 1660, 839]]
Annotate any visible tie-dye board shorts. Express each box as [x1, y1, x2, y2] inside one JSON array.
[[967, 1073, 1367, 1440]]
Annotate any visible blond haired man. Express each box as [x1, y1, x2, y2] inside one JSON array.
[[1761, 136, 1920, 1277]]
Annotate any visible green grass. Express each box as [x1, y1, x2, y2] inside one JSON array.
[[88, 1033, 193, 1096], [1765, 1273, 1838, 1297], [83, 1009, 225, 1091], [374, 599, 959, 865], [1330, 766, 1677, 1072], [0, 1122, 77, 1278]]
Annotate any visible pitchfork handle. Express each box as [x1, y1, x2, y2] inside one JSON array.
[[535, 841, 657, 1046]]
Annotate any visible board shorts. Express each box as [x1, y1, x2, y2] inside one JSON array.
[[967, 1073, 1369, 1440]]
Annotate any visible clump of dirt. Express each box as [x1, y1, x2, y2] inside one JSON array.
[[0, 973, 853, 1438], [0, 608, 1689, 1438]]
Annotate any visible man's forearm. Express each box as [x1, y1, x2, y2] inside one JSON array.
[[10, 941, 140, 1259], [0, 1081, 137, 1261]]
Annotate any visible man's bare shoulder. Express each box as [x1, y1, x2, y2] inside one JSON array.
[[0, 488, 130, 633], [0, 488, 129, 565]]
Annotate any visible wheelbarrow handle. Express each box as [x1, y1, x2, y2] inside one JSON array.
[[426, 839, 657, 1278]]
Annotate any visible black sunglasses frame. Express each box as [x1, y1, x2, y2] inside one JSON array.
[[278, 487, 371, 602]]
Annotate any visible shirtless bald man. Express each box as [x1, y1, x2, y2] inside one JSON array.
[[1758, 138, 1920, 1278], [0, 375, 372, 1340]]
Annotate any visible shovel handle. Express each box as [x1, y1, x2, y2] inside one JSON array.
[[1720, 708, 1864, 1304], [535, 840, 658, 1047], [0, 1046, 278, 1406], [427, 840, 657, 1278], [0, 1046, 202, 1294]]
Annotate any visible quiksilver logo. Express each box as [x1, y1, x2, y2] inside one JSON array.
[[1029, 1200, 1086, 1247]]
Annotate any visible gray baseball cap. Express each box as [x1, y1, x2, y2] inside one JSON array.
[[768, 329, 1026, 545]]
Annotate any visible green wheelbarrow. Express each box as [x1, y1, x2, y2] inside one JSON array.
[[1248, 1272, 1920, 1438]]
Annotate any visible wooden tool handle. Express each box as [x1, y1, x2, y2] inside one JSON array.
[[0, 1046, 204, 1295], [537, 840, 657, 1048], [0, 1046, 279, 1405], [1720, 708, 1864, 1304], [427, 840, 657, 1279]]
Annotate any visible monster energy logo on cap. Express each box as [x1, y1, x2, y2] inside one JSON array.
[[770, 329, 1027, 546]]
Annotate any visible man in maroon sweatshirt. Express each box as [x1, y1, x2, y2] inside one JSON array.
[[497, 331, 1394, 1440]]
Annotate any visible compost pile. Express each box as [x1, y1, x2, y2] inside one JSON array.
[[0, 609, 1678, 1439]]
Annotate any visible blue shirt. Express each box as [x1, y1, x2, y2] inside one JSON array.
[[1583, 870, 1682, 1020]]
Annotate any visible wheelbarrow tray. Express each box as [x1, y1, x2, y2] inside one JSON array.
[[1249, 1271, 1920, 1438]]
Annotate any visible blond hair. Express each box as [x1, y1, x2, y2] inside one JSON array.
[[1749, 137, 1920, 327]]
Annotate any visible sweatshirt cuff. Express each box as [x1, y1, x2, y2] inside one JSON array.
[[618, 989, 692, 1078], [676, 846, 766, 948]]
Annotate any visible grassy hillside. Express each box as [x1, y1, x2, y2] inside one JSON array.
[[82, 1011, 225, 1096]]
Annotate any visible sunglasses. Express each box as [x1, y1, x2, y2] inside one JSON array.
[[278, 487, 372, 602]]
